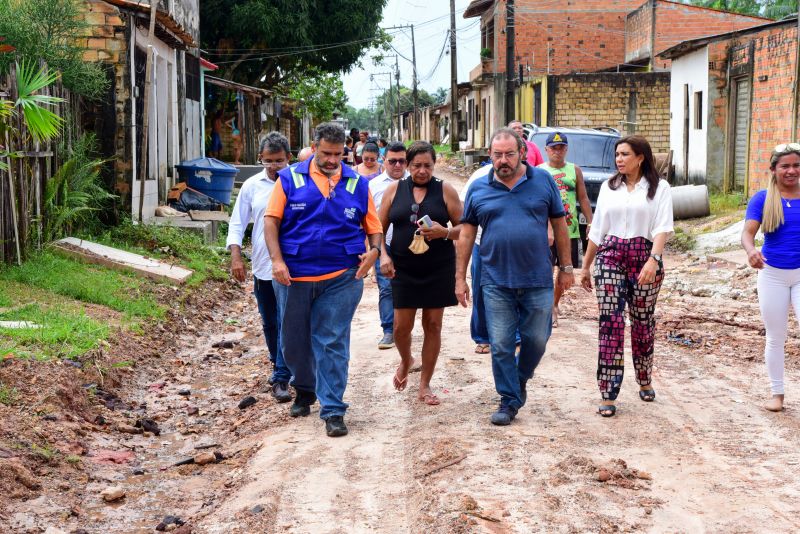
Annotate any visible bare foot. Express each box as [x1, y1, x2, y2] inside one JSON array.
[[418, 386, 440, 405], [393, 358, 414, 391], [409, 358, 421, 373], [765, 394, 784, 412], [552, 305, 559, 328]]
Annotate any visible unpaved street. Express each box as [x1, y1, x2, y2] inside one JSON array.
[[6, 166, 800, 533]]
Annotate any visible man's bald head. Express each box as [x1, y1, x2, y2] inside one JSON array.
[[297, 146, 313, 162]]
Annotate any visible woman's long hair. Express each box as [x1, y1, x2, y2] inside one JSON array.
[[762, 148, 800, 232], [607, 135, 660, 200]]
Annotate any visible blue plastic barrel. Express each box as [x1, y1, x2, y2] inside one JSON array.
[[175, 157, 239, 205]]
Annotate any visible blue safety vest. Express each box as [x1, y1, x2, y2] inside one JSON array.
[[276, 159, 369, 278]]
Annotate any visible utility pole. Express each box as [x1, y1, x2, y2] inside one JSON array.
[[410, 25, 419, 140], [396, 55, 402, 142], [449, 0, 458, 153], [649, 0, 657, 71], [372, 72, 395, 138], [137, 0, 158, 222], [505, 0, 516, 124], [385, 25, 419, 140]]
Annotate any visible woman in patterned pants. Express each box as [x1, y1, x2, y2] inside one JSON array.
[[579, 136, 674, 417]]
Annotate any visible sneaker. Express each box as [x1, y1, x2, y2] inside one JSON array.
[[325, 415, 348, 437], [289, 389, 316, 417], [271, 382, 292, 403], [290, 402, 311, 417], [490, 404, 518, 426], [378, 333, 395, 349]]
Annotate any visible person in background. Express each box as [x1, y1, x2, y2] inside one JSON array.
[[741, 142, 800, 413], [457, 128, 572, 426], [538, 132, 593, 327], [226, 114, 243, 165], [379, 142, 462, 405], [354, 130, 368, 165], [227, 132, 293, 403], [209, 109, 224, 159], [378, 138, 388, 163], [580, 135, 673, 418], [296, 146, 313, 164], [509, 120, 544, 167], [356, 142, 383, 181], [264, 122, 383, 437], [344, 136, 355, 166], [369, 142, 410, 350]]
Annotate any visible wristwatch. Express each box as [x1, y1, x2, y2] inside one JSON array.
[[650, 253, 662, 262], [370, 245, 381, 257], [559, 265, 574, 274]]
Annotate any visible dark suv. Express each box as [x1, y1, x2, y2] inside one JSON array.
[[527, 126, 620, 213]]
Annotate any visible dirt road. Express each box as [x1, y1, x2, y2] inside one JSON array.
[[6, 164, 800, 533]]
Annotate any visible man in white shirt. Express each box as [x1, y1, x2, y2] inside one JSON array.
[[227, 132, 293, 403], [368, 142, 409, 349]]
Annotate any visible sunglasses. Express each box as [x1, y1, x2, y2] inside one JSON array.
[[387, 158, 406, 166], [774, 143, 800, 155], [410, 203, 419, 225]]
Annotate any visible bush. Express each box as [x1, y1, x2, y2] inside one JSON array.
[[669, 227, 696, 253]]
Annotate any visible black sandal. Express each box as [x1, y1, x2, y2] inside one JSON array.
[[598, 404, 616, 417], [639, 388, 656, 402]]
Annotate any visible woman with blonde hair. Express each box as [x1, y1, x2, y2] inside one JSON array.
[[742, 143, 800, 412]]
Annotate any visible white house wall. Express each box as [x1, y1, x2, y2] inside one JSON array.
[[669, 46, 709, 184]]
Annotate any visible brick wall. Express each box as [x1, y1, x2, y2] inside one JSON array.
[[81, 1, 132, 199], [550, 72, 671, 152], [474, 0, 645, 76], [626, 0, 767, 69], [747, 24, 798, 192]]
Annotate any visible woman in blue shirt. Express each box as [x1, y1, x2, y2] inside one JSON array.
[[742, 143, 800, 412]]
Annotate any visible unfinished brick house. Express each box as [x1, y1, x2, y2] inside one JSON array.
[[460, 0, 766, 154], [80, 0, 201, 219], [661, 17, 799, 194]]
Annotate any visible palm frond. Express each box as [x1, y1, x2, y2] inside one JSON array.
[[14, 60, 64, 142]]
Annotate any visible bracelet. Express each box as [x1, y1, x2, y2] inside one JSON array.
[[444, 227, 451, 240]]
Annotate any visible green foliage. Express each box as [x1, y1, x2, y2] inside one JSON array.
[[709, 192, 745, 214], [284, 67, 347, 122], [201, 0, 390, 86], [101, 219, 229, 283], [669, 227, 697, 252], [0, 302, 108, 360], [0, 383, 19, 406], [14, 60, 64, 142], [0, 251, 165, 320], [343, 85, 444, 138], [0, 0, 110, 99], [689, 0, 796, 18], [43, 133, 116, 243]]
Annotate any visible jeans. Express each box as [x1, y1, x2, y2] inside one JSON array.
[[483, 284, 553, 410], [470, 245, 490, 344], [273, 268, 364, 419], [471, 245, 520, 346], [375, 269, 394, 334], [757, 265, 800, 395], [253, 277, 291, 383]]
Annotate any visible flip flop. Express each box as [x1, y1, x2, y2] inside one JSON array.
[[598, 404, 616, 417], [552, 306, 559, 328], [475, 344, 490, 354], [421, 393, 441, 406], [639, 388, 656, 402], [393, 367, 409, 391]]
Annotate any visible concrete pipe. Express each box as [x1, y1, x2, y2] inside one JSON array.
[[671, 184, 710, 220]]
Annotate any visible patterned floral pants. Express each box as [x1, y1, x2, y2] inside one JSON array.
[[594, 236, 664, 401]]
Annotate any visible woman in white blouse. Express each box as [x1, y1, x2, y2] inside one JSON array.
[[579, 136, 674, 417]]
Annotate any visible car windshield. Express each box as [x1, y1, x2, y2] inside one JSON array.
[[531, 133, 613, 169]]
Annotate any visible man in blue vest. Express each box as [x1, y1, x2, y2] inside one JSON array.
[[264, 122, 384, 437]]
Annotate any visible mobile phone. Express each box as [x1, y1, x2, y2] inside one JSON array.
[[417, 214, 433, 228]]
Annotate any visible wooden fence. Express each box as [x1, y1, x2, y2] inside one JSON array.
[[0, 65, 78, 265]]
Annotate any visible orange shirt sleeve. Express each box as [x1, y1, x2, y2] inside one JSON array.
[[265, 177, 287, 220], [363, 193, 383, 234]]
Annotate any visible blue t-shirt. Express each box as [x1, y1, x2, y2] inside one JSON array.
[[462, 164, 565, 288], [745, 189, 800, 269]]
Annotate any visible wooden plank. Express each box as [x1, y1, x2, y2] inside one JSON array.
[[189, 210, 230, 222], [52, 237, 193, 284]]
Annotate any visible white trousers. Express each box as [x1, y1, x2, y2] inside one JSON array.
[[757, 265, 800, 394]]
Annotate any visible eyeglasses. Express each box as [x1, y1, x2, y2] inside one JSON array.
[[261, 160, 287, 167], [774, 143, 800, 155], [362, 157, 378, 163], [491, 151, 518, 161], [410, 203, 419, 225], [386, 158, 406, 166]]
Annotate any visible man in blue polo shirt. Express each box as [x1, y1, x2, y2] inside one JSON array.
[[456, 127, 574, 426]]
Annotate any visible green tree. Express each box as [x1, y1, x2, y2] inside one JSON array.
[[689, 0, 796, 19], [762, 0, 797, 18], [200, 0, 390, 86], [284, 67, 347, 122], [0, 0, 109, 100]]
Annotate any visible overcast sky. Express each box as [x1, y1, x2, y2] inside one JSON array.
[[342, 0, 481, 110]]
